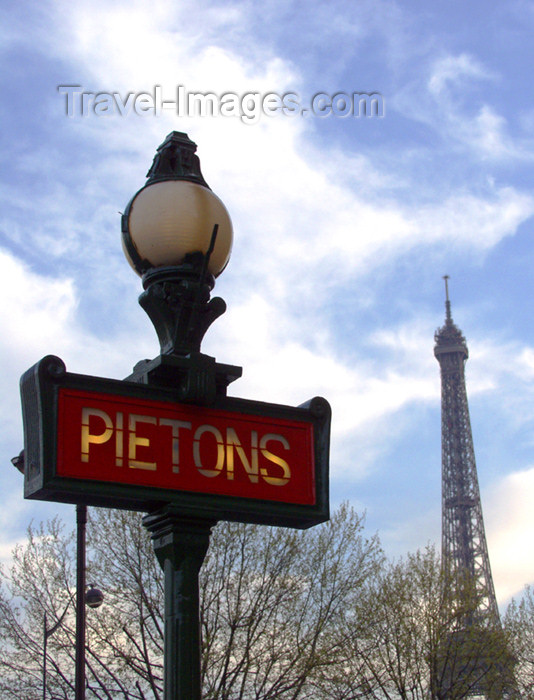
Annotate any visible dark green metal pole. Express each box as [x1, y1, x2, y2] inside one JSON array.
[[42, 613, 47, 700], [75, 504, 87, 700], [143, 509, 213, 699]]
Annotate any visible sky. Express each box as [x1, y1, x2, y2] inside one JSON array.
[[1, 0, 534, 607]]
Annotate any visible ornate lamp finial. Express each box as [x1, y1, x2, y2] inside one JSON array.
[[145, 131, 210, 188]]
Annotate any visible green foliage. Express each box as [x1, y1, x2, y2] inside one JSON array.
[[0, 506, 525, 699], [200, 503, 384, 699], [339, 545, 516, 699], [0, 504, 384, 699], [504, 585, 534, 698], [0, 517, 77, 699]]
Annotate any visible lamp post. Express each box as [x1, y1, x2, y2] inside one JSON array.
[[75, 506, 104, 700], [75, 504, 87, 700], [11, 456, 103, 699], [121, 131, 240, 699], [17, 131, 330, 699]]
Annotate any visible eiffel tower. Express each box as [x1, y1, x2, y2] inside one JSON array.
[[434, 276, 499, 628], [433, 277, 512, 698]]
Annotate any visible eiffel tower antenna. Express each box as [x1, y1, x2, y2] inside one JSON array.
[[443, 274, 452, 321]]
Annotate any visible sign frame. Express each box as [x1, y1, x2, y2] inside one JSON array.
[[21, 355, 330, 528]]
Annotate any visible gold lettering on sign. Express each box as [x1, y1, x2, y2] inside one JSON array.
[[193, 425, 225, 477], [226, 428, 259, 483], [260, 434, 291, 486], [115, 412, 123, 467], [78, 403, 295, 488], [81, 408, 113, 462], [159, 419, 192, 473], [128, 414, 157, 471]]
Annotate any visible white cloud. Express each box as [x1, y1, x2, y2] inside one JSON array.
[[0, 248, 154, 433], [396, 52, 534, 162], [428, 53, 494, 96], [0, 250, 77, 438], [486, 467, 534, 603], [215, 303, 440, 483], [515, 346, 534, 380], [413, 186, 534, 250], [9, 3, 530, 295]]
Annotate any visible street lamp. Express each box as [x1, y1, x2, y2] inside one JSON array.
[[122, 131, 237, 400], [11, 454, 103, 699], [85, 584, 104, 609], [42, 585, 103, 700], [121, 130, 232, 278], [122, 131, 239, 699], [16, 130, 330, 699], [74, 515, 103, 700]]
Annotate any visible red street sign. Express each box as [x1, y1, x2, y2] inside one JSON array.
[[58, 388, 316, 505], [20, 356, 330, 528]]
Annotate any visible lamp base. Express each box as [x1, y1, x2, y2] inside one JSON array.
[[139, 260, 224, 358], [126, 353, 242, 405]]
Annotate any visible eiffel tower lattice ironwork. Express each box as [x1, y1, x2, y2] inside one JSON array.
[[434, 276, 500, 629]]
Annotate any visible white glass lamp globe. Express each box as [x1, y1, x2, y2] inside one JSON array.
[[122, 179, 233, 277]]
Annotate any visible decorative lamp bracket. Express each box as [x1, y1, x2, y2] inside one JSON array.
[[126, 223, 242, 404], [139, 256, 225, 357]]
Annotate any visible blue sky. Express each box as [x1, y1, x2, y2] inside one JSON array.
[[1, 0, 534, 606]]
